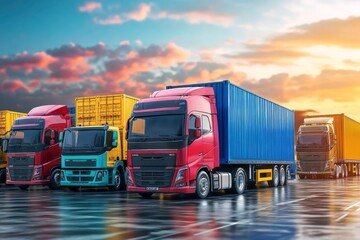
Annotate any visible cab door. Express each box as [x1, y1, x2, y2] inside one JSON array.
[[201, 115, 215, 165], [187, 114, 203, 165]]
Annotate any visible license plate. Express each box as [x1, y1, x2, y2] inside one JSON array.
[[146, 187, 159, 191]]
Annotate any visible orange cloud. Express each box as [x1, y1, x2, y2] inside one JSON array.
[[79, 2, 102, 13], [94, 15, 122, 25], [225, 49, 316, 65], [104, 43, 189, 80], [155, 10, 235, 26], [126, 3, 151, 21], [271, 17, 360, 49], [241, 69, 360, 103], [0, 51, 56, 73], [0, 79, 31, 93]]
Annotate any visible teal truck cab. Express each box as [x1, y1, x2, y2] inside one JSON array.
[[60, 125, 126, 190]]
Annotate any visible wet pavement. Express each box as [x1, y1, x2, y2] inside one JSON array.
[[1, 177, 360, 240]]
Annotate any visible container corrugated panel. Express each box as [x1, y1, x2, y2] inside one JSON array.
[[0, 110, 27, 135], [343, 115, 360, 161], [75, 94, 139, 159], [307, 114, 360, 161], [167, 80, 295, 165], [0, 110, 27, 164]]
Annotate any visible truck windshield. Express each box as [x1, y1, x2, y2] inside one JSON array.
[[298, 134, 328, 146], [129, 115, 184, 140], [63, 129, 105, 149], [8, 129, 43, 152]]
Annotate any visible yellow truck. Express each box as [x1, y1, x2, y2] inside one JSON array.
[[296, 114, 360, 179], [0, 110, 27, 183], [59, 94, 138, 190]]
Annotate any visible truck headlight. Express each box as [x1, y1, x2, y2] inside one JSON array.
[[96, 171, 103, 181], [175, 167, 187, 182]]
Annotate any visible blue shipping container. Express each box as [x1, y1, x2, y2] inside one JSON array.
[[167, 80, 295, 166]]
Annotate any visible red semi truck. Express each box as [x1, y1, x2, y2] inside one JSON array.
[[2, 105, 71, 190], [126, 81, 295, 198]]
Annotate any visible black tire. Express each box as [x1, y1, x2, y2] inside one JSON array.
[[19, 185, 29, 190], [109, 169, 123, 191], [227, 168, 247, 194], [196, 171, 210, 199], [0, 168, 6, 184], [284, 165, 290, 185], [69, 186, 79, 191], [268, 165, 279, 187], [139, 192, 153, 198], [344, 164, 348, 178], [279, 165, 286, 186], [49, 169, 61, 190], [335, 165, 340, 179]]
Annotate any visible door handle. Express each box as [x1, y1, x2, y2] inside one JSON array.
[[198, 152, 203, 156]]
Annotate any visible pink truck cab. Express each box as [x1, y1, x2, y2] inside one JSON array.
[[2, 105, 71, 190]]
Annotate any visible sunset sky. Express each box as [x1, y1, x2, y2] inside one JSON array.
[[1, 0, 360, 121]]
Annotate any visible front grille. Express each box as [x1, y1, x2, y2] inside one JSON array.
[[65, 159, 96, 167], [67, 176, 94, 182], [134, 168, 174, 187], [8, 156, 34, 181], [10, 168, 33, 181], [132, 154, 176, 167], [300, 160, 326, 172]]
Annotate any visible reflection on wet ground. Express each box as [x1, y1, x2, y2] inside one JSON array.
[[1, 177, 360, 239]]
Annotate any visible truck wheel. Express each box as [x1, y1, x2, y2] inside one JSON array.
[[233, 168, 246, 194], [268, 165, 279, 187], [139, 193, 153, 198], [335, 165, 340, 179], [279, 165, 286, 186], [196, 171, 210, 199], [284, 165, 290, 185], [340, 164, 345, 178], [0, 169, 6, 184], [109, 169, 122, 191], [19, 185, 29, 190], [49, 169, 61, 190], [344, 165, 348, 178]]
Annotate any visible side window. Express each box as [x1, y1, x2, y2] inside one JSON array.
[[44, 129, 51, 146], [189, 115, 196, 137], [54, 130, 59, 143], [202, 115, 211, 135]]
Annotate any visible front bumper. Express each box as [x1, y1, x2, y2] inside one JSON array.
[[297, 171, 332, 175], [127, 185, 196, 194], [6, 180, 49, 185]]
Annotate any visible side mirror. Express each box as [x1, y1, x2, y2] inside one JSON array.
[[195, 117, 201, 129], [125, 119, 130, 140], [50, 130, 55, 139], [59, 132, 63, 148], [2, 139, 8, 153], [112, 131, 118, 147], [195, 129, 201, 138], [113, 131, 118, 141]]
